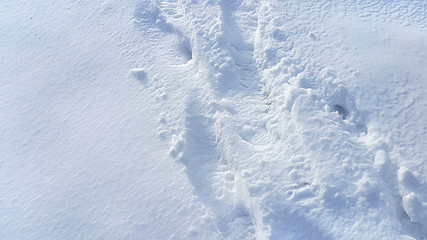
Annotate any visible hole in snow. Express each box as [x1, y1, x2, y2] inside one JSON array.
[[130, 68, 148, 84], [333, 104, 348, 119], [179, 39, 193, 62]]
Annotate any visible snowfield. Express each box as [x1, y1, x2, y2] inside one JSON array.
[[1, 0, 426, 239]]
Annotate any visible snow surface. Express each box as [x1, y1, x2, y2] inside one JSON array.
[[1, 0, 426, 239]]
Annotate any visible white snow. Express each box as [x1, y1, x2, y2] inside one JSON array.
[[1, 0, 426, 239]]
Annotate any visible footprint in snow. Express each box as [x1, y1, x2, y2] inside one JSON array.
[[130, 68, 148, 85]]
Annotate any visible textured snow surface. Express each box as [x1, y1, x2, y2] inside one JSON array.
[[1, 0, 426, 239]]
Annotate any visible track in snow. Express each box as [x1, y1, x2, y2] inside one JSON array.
[[137, 0, 427, 239], [153, 0, 266, 238]]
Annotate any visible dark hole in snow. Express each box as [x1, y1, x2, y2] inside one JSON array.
[[333, 104, 348, 119], [180, 39, 193, 61]]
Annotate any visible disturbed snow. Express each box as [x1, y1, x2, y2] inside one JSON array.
[[1, 0, 426, 239]]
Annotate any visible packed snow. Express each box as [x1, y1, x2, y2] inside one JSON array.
[[1, 0, 426, 239]]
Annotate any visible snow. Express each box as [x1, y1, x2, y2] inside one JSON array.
[[1, 0, 426, 239]]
